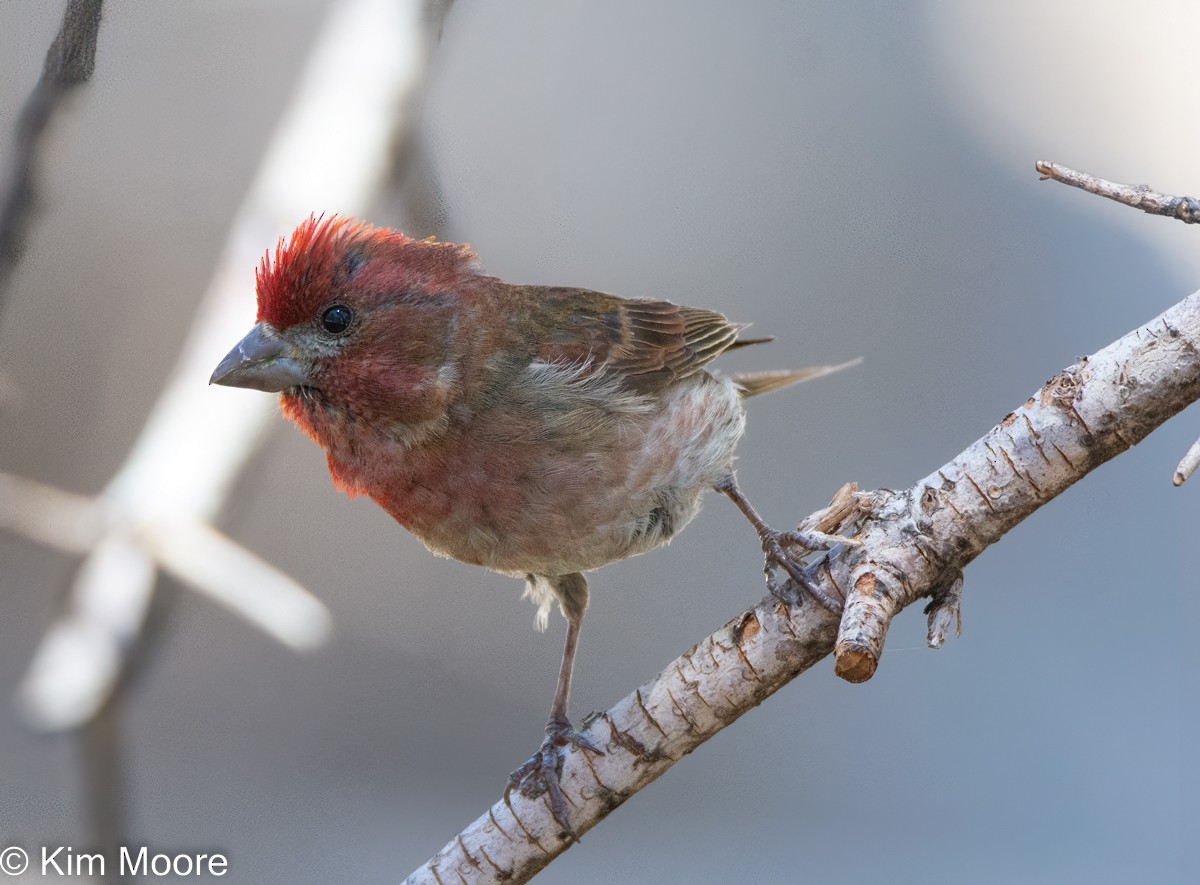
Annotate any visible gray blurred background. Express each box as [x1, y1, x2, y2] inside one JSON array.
[[0, 1, 1194, 882]]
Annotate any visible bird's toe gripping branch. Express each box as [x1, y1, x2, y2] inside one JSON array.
[[718, 478, 867, 613], [768, 482, 871, 610], [759, 530, 841, 611], [725, 477, 968, 684], [505, 722, 603, 843]]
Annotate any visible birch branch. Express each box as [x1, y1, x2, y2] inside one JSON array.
[[1034, 161, 1200, 485], [404, 277, 1200, 882], [1035, 160, 1200, 224]]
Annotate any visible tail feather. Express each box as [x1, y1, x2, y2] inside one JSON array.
[[734, 357, 862, 398]]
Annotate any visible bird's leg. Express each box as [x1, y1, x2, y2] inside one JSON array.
[[715, 475, 845, 613], [506, 573, 602, 841]]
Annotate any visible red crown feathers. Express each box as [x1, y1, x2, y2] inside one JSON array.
[[256, 214, 479, 328]]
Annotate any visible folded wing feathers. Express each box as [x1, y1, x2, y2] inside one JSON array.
[[552, 294, 856, 397], [601, 301, 747, 390]]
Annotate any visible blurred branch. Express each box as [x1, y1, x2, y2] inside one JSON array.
[[79, 685, 127, 871], [9, 0, 454, 733], [0, 0, 103, 316], [405, 291, 1200, 879]]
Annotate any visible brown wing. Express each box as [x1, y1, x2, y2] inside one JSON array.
[[532, 288, 748, 393]]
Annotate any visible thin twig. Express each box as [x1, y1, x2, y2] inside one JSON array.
[[1036, 160, 1200, 486], [1035, 160, 1200, 224], [0, 0, 104, 316], [1173, 437, 1200, 486]]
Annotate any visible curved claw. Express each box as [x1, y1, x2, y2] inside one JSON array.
[[505, 752, 543, 799], [505, 723, 603, 842]]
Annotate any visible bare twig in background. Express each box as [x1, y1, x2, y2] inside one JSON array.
[[1035, 162, 1200, 485], [1173, 437, 1200, 486], [78, 687, 127, 869], [0, 0, 103, 317], [1036, 160, 1200, 224], [378, 0, 455, 235], [404, 192, 1200, 882], [0, 1, 114, 862]]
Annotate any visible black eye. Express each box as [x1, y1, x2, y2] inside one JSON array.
[[320, 304, 354, 335]]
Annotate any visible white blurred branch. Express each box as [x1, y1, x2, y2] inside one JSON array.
[[7, 0, 447, 732], [405, 251, 1200, 881]]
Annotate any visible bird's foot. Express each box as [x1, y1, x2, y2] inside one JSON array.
[[760, 527, 854, 614], [505, 719, 603, 841]]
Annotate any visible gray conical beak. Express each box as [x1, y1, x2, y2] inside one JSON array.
[[210, 323, 312, 392]]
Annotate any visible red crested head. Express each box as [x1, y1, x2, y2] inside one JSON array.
[[210, 214, 493, 483], [255, 214, 481, 329]]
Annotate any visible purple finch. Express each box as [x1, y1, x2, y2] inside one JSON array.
[[211, 215, 850, 835]]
